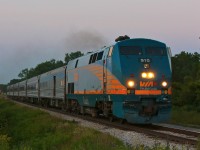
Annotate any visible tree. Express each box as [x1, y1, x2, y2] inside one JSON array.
[[172, 51, 200, 108], [17, 59, 64, 80], [27, 59, 64, 78], [11, 51, 83, 83], [8, 79, 22, 85], [18, 68, 29, 79], [172, 51, 200, 82], [0, 84, 7, 93], [8, 51, 84, 85], [65, 51, 84, 64]]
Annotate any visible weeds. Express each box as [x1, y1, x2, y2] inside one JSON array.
[[0, 134, 11, 150], [0, 97, 189, 150], [197, 138, 200, 150], [0, 98, 126, 150], [170, 107, 200, 126]]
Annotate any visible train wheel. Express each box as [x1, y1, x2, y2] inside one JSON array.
[[120, 119, 125, 124], [109, 116, 114, 122], [76, 105, 81, 115]]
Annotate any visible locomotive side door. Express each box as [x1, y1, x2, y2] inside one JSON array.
[[103, 49, 108, 94], [103, 54, 107, 94], [53, 76, 56, 97], [103, 47, 113, 94]]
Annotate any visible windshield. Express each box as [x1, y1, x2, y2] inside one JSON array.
[[120, 46, 166, 56], [145, 47, 166, 56], [120, 46, 142, 55]]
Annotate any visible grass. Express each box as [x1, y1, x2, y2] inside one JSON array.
[[170, 107, 200, 149], [198, 138, 200, 150], [0, 97, 127, 150], [0, 96, 187, 150], [170, 106, 200, 127]]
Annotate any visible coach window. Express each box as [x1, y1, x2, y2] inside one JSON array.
[[36, 83, 38, 90], [108, 47, 113, 57], [97, 51, 104, 61], [20, 85, 24, 91], [75, 59, 79, 68]]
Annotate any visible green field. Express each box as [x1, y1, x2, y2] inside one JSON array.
[[170, 106, 200, 128], [170, 107, 200, 149], [0, 97, 128, 150], [0, 96, 199, 150]]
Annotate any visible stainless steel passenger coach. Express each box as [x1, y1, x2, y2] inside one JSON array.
[[7, 36, 172, 124]]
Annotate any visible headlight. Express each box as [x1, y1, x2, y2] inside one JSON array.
[[127, 81, 134, 88], [141, 72, 155, 79], [162, 81, 168, 87], [141, 72, 147, 78], [144, 64, 150, 69], [148, 72, 154, 79]]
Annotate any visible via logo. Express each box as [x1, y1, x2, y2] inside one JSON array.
[[140, 81, 157, 87]]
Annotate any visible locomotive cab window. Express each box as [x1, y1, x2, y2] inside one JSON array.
[[97, 51, 104, 61], [92, 53, 98, 63], [75, 59, 79, 68], [120, 46, 142, 55], [145, 47, 166, 55], [89, 54, 93, 64]]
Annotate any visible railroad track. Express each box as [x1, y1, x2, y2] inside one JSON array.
[[147, 124, 200, 138], [129, 124, 199, 146], [76, 116, 199, 146], [7, 97, 199, 147]]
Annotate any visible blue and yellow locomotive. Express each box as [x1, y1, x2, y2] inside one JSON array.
[[7, 36, 172, 124]]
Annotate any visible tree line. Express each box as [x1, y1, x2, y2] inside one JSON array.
[[8, 51, 83, 85], [3, 51, 200, 110], [172, 52, 200, 110]]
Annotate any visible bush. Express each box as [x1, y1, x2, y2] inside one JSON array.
[[0, 134, 11, 150], [171, 107, 200, 126], [197, 106, 200, 113]]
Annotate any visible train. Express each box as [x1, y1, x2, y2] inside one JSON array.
[[7, 36, 172, 124]]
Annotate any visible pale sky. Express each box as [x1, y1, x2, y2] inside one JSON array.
[[0, 0, 200, 84]]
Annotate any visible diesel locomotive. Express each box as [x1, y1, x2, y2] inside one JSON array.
[[7, 36, 172, 124]]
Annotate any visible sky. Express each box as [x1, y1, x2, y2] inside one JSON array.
[[0, 0, 200, 84]]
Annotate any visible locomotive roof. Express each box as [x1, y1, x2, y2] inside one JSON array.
[[115, 38, 166, 46], [66, 38, 166, 70]]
